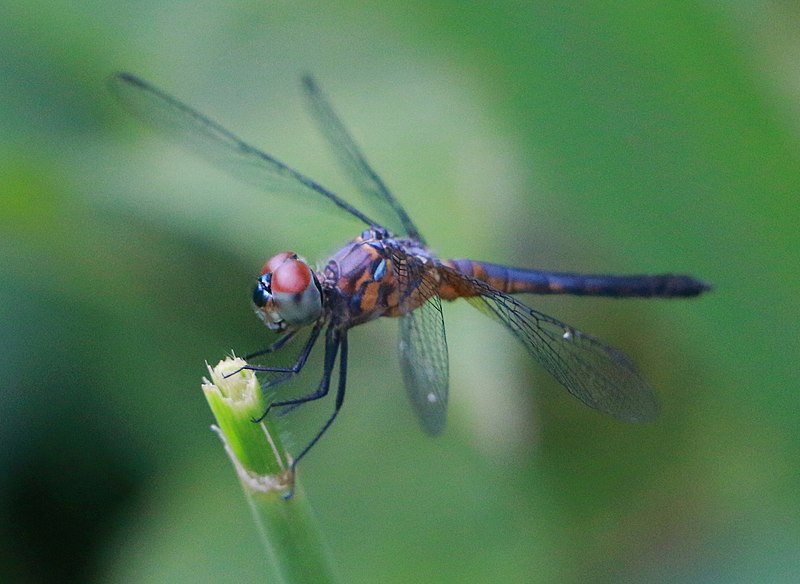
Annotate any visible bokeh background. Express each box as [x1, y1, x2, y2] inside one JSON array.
[[2, 2, 798, 583]]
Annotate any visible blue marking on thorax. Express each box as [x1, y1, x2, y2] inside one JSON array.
[[372, 258, 387, 281]]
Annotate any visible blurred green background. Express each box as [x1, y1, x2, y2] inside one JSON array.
[[2, 2, 798, 582]]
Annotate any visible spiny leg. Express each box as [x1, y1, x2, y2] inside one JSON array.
[[252, 324, 340, 423], [245, 329, 299, 360], [234, 323, 324, 425], [290, 330, 348, 472], [221, 330, 297, 381], [245, 321, 324, 398], [263, 325, 340, 413]]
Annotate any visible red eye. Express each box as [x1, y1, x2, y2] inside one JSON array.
[[260, 251, 296, 275], [272, 259, 312, 294]]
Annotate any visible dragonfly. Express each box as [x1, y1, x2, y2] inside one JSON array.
[[110, 72, 711, 473]]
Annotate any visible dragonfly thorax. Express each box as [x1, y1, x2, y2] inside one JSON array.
[[253, 251, 323, 331]]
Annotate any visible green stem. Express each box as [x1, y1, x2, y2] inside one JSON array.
[[202, 357, 338, 584]]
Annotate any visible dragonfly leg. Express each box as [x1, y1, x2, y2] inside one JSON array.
[[260, 325, 341, 411], [253, 326, 341, 422], [223, 326, 316, 384], [289, 330, 348, 472], [245, 329, 299, 360], [243, 321, 323, 394]]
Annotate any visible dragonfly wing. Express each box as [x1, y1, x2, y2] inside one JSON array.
[[109, 73, 376, 227], [439, 266, 658, 422], [302, 76, 424, 242], [399, 294, 449, 435], [391, 245, 449, 434]]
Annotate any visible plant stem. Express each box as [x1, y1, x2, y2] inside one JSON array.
[[202, 357, 338, 584]]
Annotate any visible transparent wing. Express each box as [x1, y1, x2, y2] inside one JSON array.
[[390, 244, 449, 434], [399, 295, 449, 434], [439, 266, 658, 422], [109, 72, 376, 226], [302, 76, 424, 242]]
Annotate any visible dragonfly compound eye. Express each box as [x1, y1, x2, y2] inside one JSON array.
[[260, 251, 297, 276], [252, 273, 271, 308], [270, 258, 323, 327]]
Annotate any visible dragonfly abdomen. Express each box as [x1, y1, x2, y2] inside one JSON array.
[[441, 259, 710, 298]]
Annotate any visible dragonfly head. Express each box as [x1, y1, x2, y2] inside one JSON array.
[[252, 252, 323, 331]]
